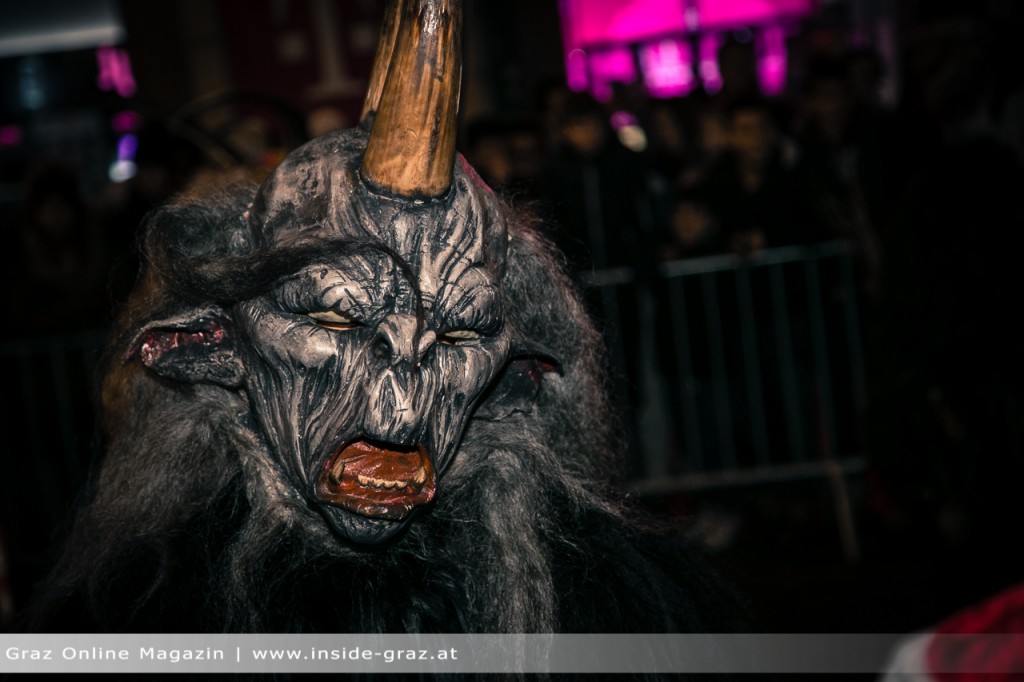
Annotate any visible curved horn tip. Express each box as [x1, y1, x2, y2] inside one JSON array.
[[360, 0, 405, 127], [360, 0, 463, 198]]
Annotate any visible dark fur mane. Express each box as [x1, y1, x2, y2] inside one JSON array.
[[29, 182, 738, 635]]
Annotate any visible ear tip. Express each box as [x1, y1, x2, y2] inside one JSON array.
[[128, 316, 244, 388]]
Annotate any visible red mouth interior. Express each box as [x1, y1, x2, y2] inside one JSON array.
[[315, 440, 436, 521]]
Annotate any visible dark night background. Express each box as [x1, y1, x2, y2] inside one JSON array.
[[1, 0, 1023, 645]]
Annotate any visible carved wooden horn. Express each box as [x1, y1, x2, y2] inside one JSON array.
[[360, 0, 462, 198]]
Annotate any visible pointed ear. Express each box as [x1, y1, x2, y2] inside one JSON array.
[[128, 308, 244, 388], [474, 342, 561, 421]]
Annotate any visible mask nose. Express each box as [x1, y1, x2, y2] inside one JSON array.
[[372, 313, 436, 368], [366, 313, 437, 441]]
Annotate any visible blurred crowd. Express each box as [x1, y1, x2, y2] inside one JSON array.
[[461, 34, 1022, 307], [460, 25, 1024, 566], [466, 42, 896, 276]]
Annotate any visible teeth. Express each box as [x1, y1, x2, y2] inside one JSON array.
[[329, 459, 345, 485], [355, 474, 412, 490], [412, 466, 426, 485]]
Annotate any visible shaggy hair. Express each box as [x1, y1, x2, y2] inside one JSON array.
[[29, 181, 737, 636]]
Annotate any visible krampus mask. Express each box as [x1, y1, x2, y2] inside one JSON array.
[[141, 0, 531, 545], [31, 0, 734, 634]]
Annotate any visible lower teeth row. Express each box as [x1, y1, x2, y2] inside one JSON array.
[[357, 474, 409, 490]]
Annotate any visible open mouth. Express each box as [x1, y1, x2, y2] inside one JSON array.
[[314, 439, 436, 520]]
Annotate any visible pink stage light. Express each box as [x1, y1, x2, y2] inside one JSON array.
[[698, 33, 724, 93], [756, 25, 788, 95], [640, 38, 696, 98]]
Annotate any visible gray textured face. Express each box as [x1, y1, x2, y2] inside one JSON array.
[[237, 128, 511, 543]]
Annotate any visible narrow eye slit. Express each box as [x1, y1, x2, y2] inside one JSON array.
[[308, 310, 360, 331], [439, 329, 482, 344]]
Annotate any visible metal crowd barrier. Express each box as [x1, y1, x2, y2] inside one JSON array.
[[582, 241, 867, 559]]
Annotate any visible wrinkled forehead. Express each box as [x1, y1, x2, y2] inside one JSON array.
[[247, 128, 508, 295]]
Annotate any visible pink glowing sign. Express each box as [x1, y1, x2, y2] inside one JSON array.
[[560, 0, 688, 97], [756, 25, 788, 95], [559, 0, 816, 99], [560, 0, 689, 48], [693, 0, 816, 29]]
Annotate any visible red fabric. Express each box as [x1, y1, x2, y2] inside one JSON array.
[[926, 582, 1024, 681]]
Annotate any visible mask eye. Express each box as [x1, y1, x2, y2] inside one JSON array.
[[439, 329, 481, 345], [308, 310, 360, 331]]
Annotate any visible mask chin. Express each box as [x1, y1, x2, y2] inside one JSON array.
[[318, 503, 413, 545]]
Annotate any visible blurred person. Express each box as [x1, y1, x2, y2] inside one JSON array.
[[641, 98, 693, 245], [463, 117, 544, 198], [883, 581, 1024, 680], [661, 199, 723, 261], [793, 57, 885, 295], [846, 46, 887, 118], [671, 36, 760, 191], [534, 92, 660, 467], [714, 38, 761, 109], [306, 106, 349, 139], [680, 96, 807, 257], [504, 121, 545, 191], [536, 80, 573, 155], [536, 91, 654, 272], [466, 119, 514, 189], [645, 99, 689, 178], [674, 97, 731, 190]]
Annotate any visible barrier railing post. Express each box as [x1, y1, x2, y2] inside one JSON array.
[[737, 263, 770, 466], [668, 277, 704, 472], [701, 272, 737, 470], [769, 262, 808, 462]]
